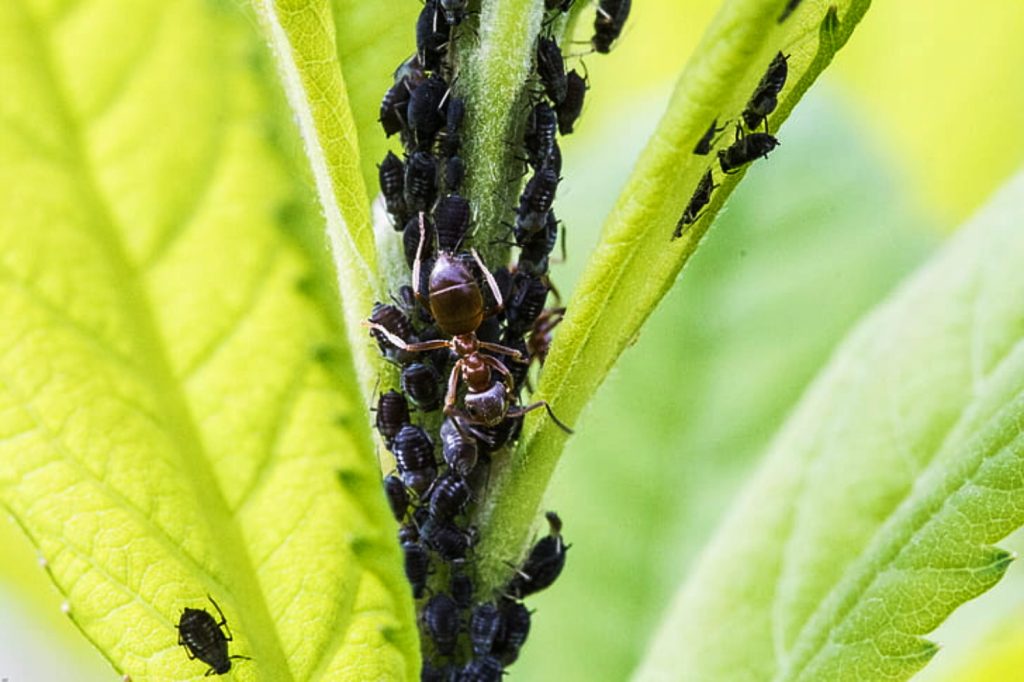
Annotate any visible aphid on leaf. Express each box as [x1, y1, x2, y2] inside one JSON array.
[[672, 169, 719, 239], [177, 596, 249, 676], [592, 0, 631, 54], [506, 511, 569, 599], [717, 125, 779, 174], [742, 51, 790, 131]]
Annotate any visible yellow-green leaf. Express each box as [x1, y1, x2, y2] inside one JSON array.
[[634, 169, 1024, 681], [0, 0, 416, 679]]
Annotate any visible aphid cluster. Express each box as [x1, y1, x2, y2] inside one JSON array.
[[367, 2, 627, 677], [673, 50, 789, 240]]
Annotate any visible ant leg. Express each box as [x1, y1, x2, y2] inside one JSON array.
[[207, 595, 232, 640], [471, 248, 505, 315], [411, 212, 430, 308], [480, 354, 518, 391], [507, 400, 574, 434], [478, 341, 529, 364], [364, 322, 450, 354], [442, 360, 464, 417]]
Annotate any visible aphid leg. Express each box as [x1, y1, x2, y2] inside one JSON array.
[[508, 400, 574, 434], [471, 247, 506, 315], [207, 595, 232, 640]]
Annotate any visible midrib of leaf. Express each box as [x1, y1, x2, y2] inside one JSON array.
[[12, 3, 295, 678], [474, 0, 872, 590], [252, 0, 383, 406]]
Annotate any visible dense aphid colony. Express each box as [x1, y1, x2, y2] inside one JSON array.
[[363, 1, 628, 677], [673, 49, 789, 239]]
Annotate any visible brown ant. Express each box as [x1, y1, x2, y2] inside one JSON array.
[[366, 214, 573, 435]]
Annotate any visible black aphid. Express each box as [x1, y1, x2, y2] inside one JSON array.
[[469, 603, 503, 656], [693, 118, 727, 155], [424, 518, 474, 561], [402, 540, 430, 598], [778, 0, 803, 23], [434, 194, 472, 252], [443, 155, 465, 192], [376, 390, 411, 444], [441, 97, 465, 158], [392, 424, 437, 495], [379, 82, 411, 138], [422, 594, 460, 656], [440, 0, 468, 25], [370, 303, 417, 364], [383, 474, 410, 522], [379, 151, 407, 224], [505, 272, 550, 339], [416, 0, 449, 71], [401, 362, 444, 412], [515, 167, 559, 236], [493, 600, 531, 665], [717, 125, 779, 174], [476, 414, 523, 455], [523, 102, 558, 169], [451, 571, 474, 610], [404, 213, 436, 268], [405, 151, 439, 213], [380, 56, 425, 138], [429, 472, 472, 521], [408, 75, 449, 148], [592, 0, 631, 54], [506, 511, 569, 599], [537, 37, 568, 105], [557, 70, 587, 135], [742, 51, 789, 131], [672, 169, 719, 239], [516, 210, 559, 276], [177, 596, 248, 676], [440, 416, 479, 477], [459, 656, 504, 682]]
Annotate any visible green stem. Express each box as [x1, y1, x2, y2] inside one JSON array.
[[462, 0, 546, 265], [473, 0, 873, 589]]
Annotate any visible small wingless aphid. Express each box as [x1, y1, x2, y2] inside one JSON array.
[[592, 0, 632, 54], [672, 169, 720, 239], [717, 125, 779, 174], [693, 118, 727, 156], [742, 51, 790, 131], [177, 596, 249, 676]]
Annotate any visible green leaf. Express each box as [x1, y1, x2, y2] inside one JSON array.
[[473, 0, 872, 591], [633, 169, 1024, 682], [0, 0, 416, 680], [251, 0, 383, 405], [512, 93, 937, 682], [326, 0, 419, 191]]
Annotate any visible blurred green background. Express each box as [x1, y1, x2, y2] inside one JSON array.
[[4, 0, 1024, 679]]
